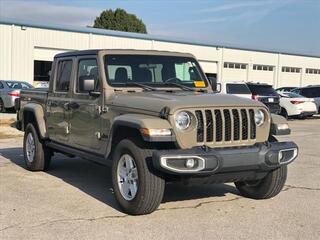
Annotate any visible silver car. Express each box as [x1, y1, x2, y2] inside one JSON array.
[[0, 80, 33, 112]]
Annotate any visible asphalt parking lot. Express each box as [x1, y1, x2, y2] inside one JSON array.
[[0, 116, 319, 240]]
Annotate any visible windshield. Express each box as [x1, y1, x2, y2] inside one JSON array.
[[104, 55, 207, 89], [283, 92, 304, 98], [226, 83, 251, 94], [6, 81, 32, 89]]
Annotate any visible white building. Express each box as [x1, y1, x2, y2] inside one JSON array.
[[1, 18, 319, 88]]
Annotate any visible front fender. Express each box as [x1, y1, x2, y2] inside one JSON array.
[[270, 114, 291, 136], [22, 103, 47, 139], [105, 114, 174, 159]]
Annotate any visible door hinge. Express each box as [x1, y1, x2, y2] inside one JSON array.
[[95, 132, 101, 140], [98, 106, 109, 114], [66, 125, 70, 134]]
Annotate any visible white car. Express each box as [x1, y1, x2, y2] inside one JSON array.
[[218, 81, 252, 99], [279, 92, 317, 119]]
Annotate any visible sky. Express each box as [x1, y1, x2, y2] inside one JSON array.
[[0, 0, 319, 56]]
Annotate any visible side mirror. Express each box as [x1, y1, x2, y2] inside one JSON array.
[[82, 78, 95, 92], [208, 77, 217, 91]]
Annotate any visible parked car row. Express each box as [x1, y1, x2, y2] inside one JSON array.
[[218, 81, 319, 119], [0, 80, 33, 112]]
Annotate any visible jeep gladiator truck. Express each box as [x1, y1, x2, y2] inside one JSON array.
[[16, 49, 298, 215]]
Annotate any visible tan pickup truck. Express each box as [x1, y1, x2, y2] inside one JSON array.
[[16, 49, 298, 215]]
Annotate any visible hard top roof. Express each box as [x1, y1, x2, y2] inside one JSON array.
[[55, 49, 195, 58]]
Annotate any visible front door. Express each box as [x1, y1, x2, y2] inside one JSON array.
[[46, 58, 74, 144], [68, 57, 104, 154]]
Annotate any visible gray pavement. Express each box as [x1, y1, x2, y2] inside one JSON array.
[[0, 118, 320, 240]]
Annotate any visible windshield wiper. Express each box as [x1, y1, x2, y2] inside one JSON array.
[[126, 82, 157, 91], [164, 82, 207, 92]]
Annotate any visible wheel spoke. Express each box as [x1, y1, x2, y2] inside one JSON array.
[[121, 181, 130, 196], [125, 156, 134, 172], [129, 181, 138, 197], [118, 167, 127, 178], [130, 168, 138, 180]]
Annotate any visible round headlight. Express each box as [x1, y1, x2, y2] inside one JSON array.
[[175, 111, 191, 131], [255, 110, 265, 126]]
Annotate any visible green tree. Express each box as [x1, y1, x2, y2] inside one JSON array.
[[93, 8, 147, 33]]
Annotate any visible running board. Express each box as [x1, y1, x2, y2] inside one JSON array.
[[46, 141, 111, 166]]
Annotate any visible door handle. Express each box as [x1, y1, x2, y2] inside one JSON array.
[[63, 102, 70, 111], [69, 102, 80, 110], [49, 101, 58, 107]]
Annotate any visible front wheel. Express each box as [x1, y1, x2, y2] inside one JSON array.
[[235, 165, 287, 199], [111, 138, 165, 215]]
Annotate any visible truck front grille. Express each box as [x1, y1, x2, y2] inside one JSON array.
[[195, 108, 257, 144]]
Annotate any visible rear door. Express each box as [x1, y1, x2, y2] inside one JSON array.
[[68, 56, 105, 154], [46, 58, 74, 144]]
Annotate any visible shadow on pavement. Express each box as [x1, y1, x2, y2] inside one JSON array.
[[1, 147, 239, 211]]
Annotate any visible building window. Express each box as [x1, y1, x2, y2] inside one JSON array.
[[34, 60, 52, 81], [253, 64, 274, 71], [224, 62, 247, 69], [282, 66, 301, 73], [306, 68, 320, 74]]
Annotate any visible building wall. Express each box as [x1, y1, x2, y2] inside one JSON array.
[[0, 23, 319, 87]]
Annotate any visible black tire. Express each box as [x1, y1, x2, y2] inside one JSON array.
[[111, 138, 165, 215], [23, 123, 51, 171], [0, 98, 5, 113], [235, 165, 287, 199], [280, 108, 288, 119]]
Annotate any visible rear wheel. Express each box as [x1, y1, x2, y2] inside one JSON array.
[[0, 98, 5, 113], [111, 138, 165, 215], [23, 123, 51, 171], [235, 165, 287, 199], [280, 108, 288, 119]]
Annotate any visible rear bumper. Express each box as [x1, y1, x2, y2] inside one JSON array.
[[152, 141, 298, 176], [298, 111, 317, 117], [2, 96, 18, 108]]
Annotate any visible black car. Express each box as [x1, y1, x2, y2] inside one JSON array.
[[246, 82, 280, 114]]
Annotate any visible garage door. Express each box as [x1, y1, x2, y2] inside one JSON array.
[[33, 47, 72, 61], [199, 61, 218, 75]]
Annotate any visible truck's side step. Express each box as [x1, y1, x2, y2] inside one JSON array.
[[46, 141, 111, 166]]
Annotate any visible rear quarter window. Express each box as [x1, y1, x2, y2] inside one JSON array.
[[301, 87, 320, 98], [55, 60, 73, 92], [247, 85, 277, 96]]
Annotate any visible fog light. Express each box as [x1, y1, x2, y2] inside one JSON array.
[[185, 158, 195, 168]]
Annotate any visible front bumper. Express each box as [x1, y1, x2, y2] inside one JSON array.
[[152, 141, 298, 176]]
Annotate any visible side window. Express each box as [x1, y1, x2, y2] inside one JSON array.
[[77, 59, 100, 93], [0, 82, 4, 89], [55, 60, 72, 92]]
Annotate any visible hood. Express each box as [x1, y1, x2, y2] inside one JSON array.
[[110, 91, 266, 114]]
